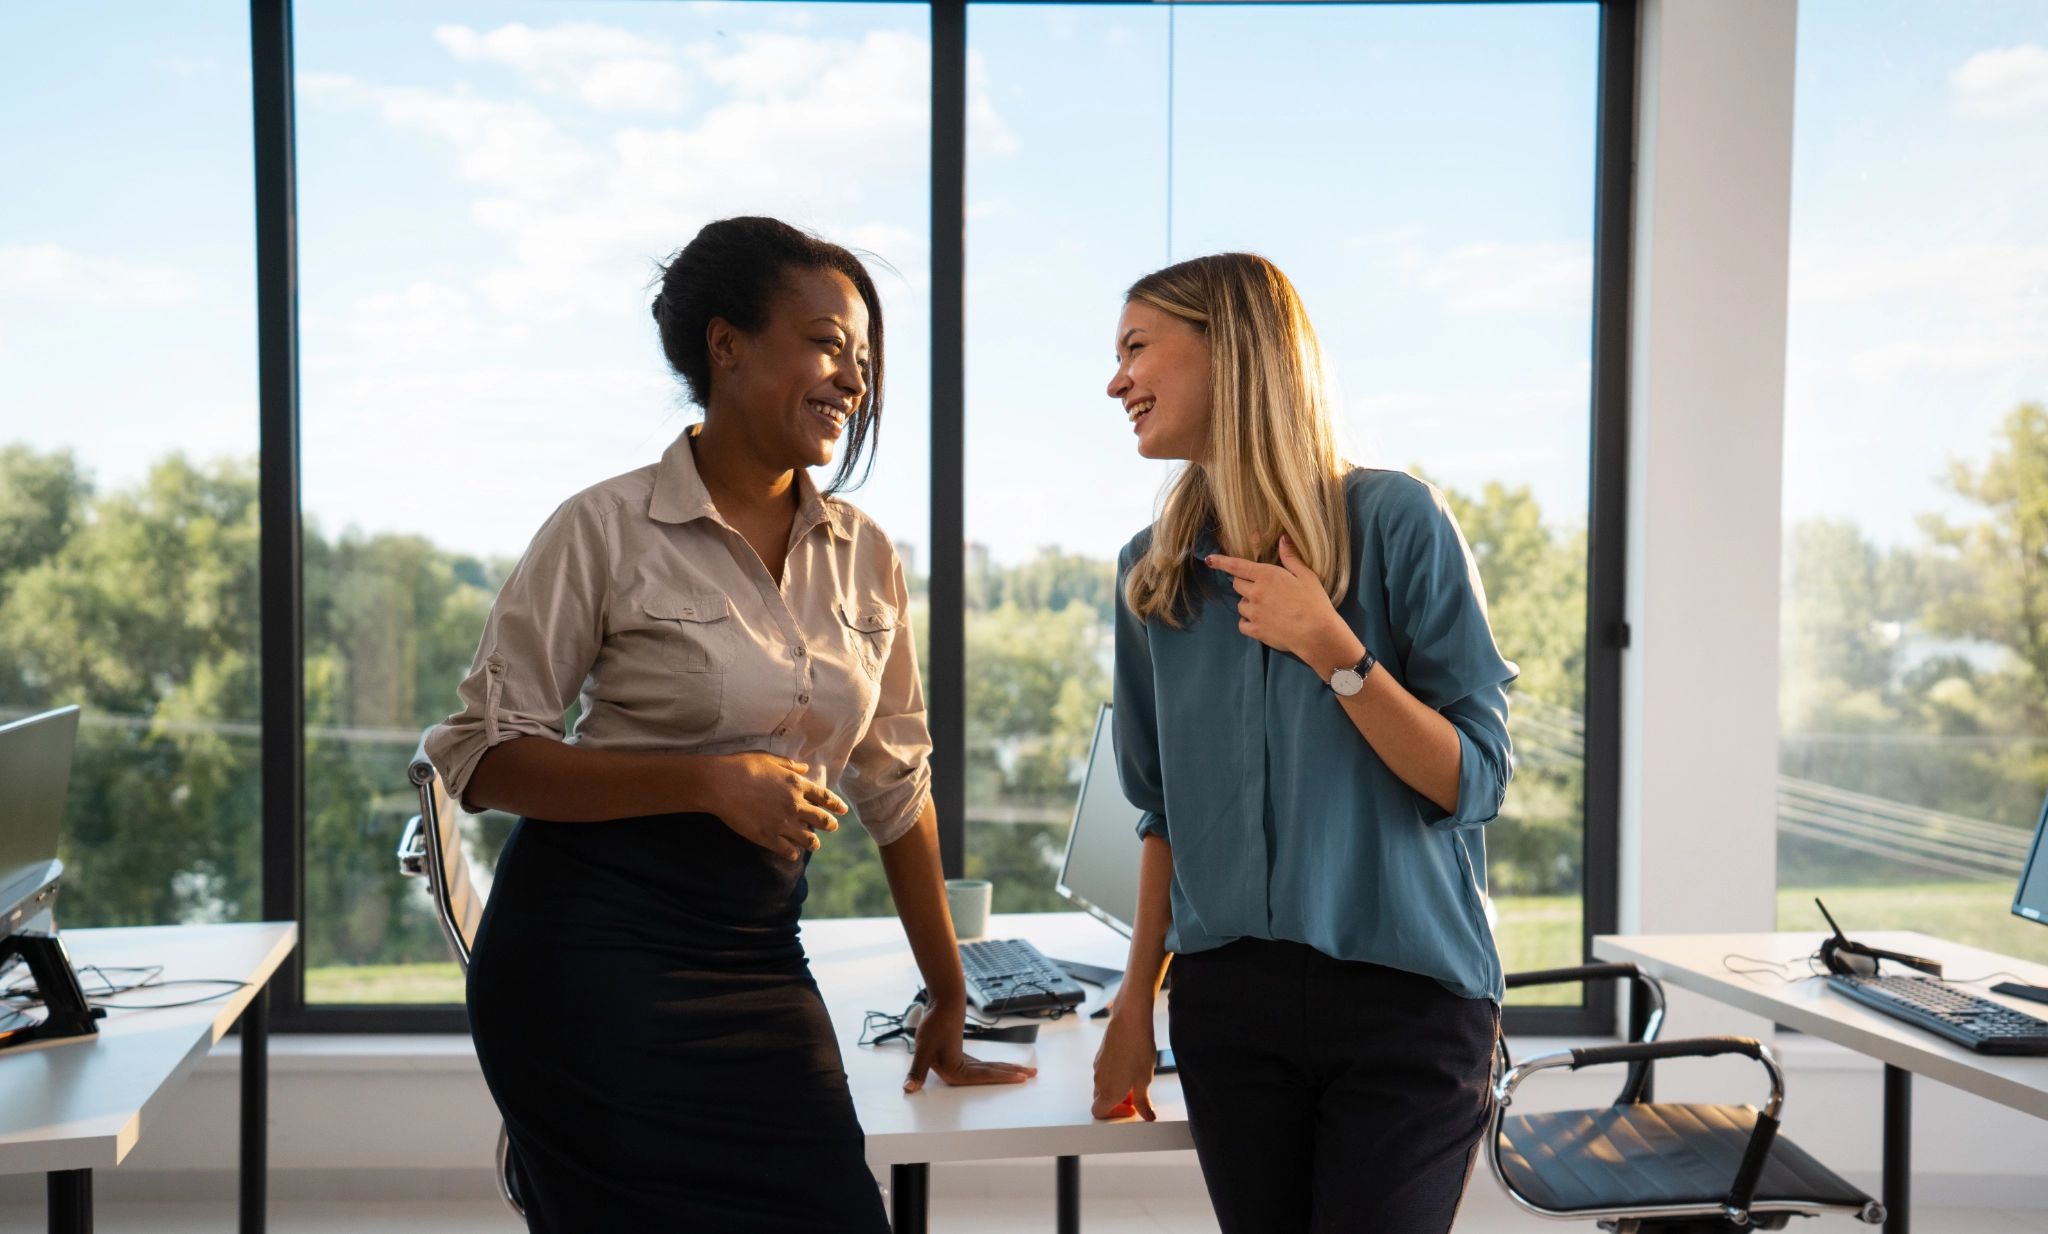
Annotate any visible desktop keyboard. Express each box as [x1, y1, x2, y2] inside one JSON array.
[[1828, 974, 2048, 1055], [960, 939, 1086, 1016]]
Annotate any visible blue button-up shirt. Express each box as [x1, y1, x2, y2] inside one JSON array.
[[1114, 468, 1515, 1001]]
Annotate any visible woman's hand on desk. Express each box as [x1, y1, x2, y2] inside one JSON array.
[[703, 753, 848, 861], [904, 994, 1039, 1092], [1091, 1002, 1159, 1121]]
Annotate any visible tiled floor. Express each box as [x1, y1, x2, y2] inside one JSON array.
[[4, 1195, 2046, 1233]]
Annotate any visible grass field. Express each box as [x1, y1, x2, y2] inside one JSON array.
[[301, 887, 2048, 1008], [306, 962, 465, 1004], [304, 900, 1598, 1007], [1778, 883, 2048, 966], [1495, 895, 1584, 1005]]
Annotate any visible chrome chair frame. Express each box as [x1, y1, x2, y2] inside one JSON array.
[[1489, 963, 1883, 1231], [396, 735, 523, 1220]]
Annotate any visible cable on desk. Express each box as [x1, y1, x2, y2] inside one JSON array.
[[1722, 953, 1825, 982], [4, 963, 248, 1013], [859, 992, 1039, 1048]]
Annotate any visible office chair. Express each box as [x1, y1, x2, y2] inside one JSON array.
[[396, 733, 525, 1220], [1491, 964, 1883, 1232]]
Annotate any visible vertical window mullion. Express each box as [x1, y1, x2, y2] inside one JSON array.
[[251, 0, 306, 1022], [1572, 0, 1639, 1038], [930, 0, 968, 880]]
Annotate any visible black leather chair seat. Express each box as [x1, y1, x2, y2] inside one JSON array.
[[1498, 1102, 1873, 1214]]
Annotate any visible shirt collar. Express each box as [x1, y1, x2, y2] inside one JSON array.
[[647, 427, 851, 542]]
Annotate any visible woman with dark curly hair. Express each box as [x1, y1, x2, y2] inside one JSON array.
[[429, 216, 1033, 1233]]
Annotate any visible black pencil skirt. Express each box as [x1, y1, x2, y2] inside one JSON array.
[[1169, 937, 1500, 1234], [467, 811, 890, 1234]]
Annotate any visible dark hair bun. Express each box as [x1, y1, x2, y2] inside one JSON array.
[[651, 217, 885, 491]]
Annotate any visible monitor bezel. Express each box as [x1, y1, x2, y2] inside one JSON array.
[[2012, 790, 2048, 926], [1054, 702, 1136, 939]]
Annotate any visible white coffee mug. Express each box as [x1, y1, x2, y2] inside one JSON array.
[[945, 878, 993, 941]]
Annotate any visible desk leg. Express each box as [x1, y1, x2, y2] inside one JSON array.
[[1056, 1155, 1080, 1234], [890, 1163, 929, 1234], [240, 982, 269, 1234], [1884, 1064, 1911, 1234], [46, 1168, 90, 1234]]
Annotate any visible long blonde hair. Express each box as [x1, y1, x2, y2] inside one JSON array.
[[1123, 253, 1351, 625]]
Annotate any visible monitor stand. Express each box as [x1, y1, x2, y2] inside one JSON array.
[[1992, 981, 2048, 1008], [0, 931, 102, 1051]]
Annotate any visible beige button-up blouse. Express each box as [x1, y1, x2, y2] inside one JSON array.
[[425, 431, 932, 845]]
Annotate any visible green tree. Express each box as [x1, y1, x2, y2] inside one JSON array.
[[1923, 403, 2048, 704], [0, 451, 263, 925], [1430, 476, 1587, 894]]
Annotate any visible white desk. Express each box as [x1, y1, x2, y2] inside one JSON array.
[[805, 912, 1193, 1232], [0, 922, 297, 1234], [1594, 930, 2048, 1234]]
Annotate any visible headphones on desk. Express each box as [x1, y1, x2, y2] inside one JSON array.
[[1815, 898, 1944, 979]]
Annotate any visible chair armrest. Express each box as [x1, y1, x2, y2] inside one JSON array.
[[1502, 962, 1666, 1104], [1568, 1035, 1764, 1069], [409, 730, 436, 787], [1505, 962, 1652, 989], [1495, 1035, 1787, 1221]]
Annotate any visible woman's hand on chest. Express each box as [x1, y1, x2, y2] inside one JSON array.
[[1205, 534, 1366, 680]]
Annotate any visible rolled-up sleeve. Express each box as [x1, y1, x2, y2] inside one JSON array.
[[839, 554, 932, 846], [424, 496, 611, 807], [1113, 538, 1169, 841], [1381, 480, 1517, 831]]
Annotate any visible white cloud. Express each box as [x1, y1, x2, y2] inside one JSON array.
[[1953, 44, 2048, 117], [332, 281, 480, 363], [435, 22, 689, 113], [1791, 243, 2048, 379], [968, 50, 1016, 158], [301, 72, 600, 200], [309, 27, 933, 318], [0, 243, 202, 307], [1411, 242, 1592, 314]]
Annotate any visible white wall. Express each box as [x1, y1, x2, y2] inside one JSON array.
[[1622, 0, 1796, 959]]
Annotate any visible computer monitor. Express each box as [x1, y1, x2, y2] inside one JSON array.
[[2012, 789, 2048, 928], [1055, 704, 1148, 937], [0, 706, 78, 937]]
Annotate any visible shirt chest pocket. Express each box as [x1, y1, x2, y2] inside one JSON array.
[[836, 600, 897, 675], [643, 594, 735, 673]]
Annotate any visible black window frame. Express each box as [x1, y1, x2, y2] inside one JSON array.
[[252, 0, 1636, 1036]]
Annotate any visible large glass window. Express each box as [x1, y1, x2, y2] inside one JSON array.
[[0, 4, 260, 931], [1778, 1, 2048, 958], [965, 4, 1601, 1004], [293, 0, 931, 1003]]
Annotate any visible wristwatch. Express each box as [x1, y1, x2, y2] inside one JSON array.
[[1328, 648, 1377, 697]]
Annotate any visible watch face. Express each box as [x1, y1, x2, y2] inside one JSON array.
[[1330, 669, 1365, 697]]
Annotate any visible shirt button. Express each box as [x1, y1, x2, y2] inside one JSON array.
[[776, 727, 787, 737], [798, 694, 810, 705], [794, 646, 806, 657]]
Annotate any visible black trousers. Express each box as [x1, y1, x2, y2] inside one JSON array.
[[1169, 938, 1499, 1234]]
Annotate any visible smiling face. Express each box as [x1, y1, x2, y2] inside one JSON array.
[[705, 264, 871, 472], [1107, 299, 1212, 463]]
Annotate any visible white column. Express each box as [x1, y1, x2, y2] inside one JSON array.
[[1620, 0, 1798, 1043]]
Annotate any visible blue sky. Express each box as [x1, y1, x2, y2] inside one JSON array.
[[2, 1, 2044, 565]]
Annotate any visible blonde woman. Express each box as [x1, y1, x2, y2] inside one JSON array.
[[1090, 253, 1514, 1232]]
